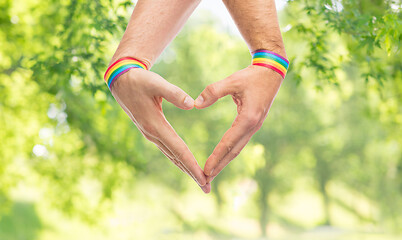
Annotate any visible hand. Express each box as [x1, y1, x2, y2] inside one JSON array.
[[194, 65, 283, 183], [110, 68, 210, 193]]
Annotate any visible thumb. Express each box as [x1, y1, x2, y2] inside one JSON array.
[[159, 81, 194, 110], [195, 77, 233, 109]]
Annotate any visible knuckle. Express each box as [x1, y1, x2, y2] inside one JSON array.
[[142, 122, 159, 137], [170, 159, 187, 174], [143, 134, 153, 141], [170, 86, 183, 98], [242, 110, 265, 129], [205, 84, 217, 97], [226, 75, 241, 89], [173, 148, 192, 164], [208, 152, 219, 163], [244, 114, 261, 129], [254, 121, 264, 131], [173, 151, 184, 162], [231, 149, 241, 159], [171, 158, 181, 167], [223, 143, 234, 157]]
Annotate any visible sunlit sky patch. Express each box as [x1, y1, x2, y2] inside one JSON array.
[[194, 0, 288, 36]]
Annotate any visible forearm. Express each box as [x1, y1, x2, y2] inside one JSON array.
[[110, 0, 201, 68], [222, 0, 286, 57]]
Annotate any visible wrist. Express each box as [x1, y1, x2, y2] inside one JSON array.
[[109, 51, 152, 71], [251, 49, 289, 79], [110, 37, 153, 69], [250, 42, 286, 59], [104, 57, 148, 89]]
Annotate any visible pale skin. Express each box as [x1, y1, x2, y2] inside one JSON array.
[[109, 0, 211, 193], [108, 0, 286, 193], [195, 0, 287, 184]]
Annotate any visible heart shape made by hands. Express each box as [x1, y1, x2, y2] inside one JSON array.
[[111, 65, 283, 193]]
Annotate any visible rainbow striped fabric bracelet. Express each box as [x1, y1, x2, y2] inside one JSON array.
[[252, 50, 289, 78], [104, 57, 148, 88]]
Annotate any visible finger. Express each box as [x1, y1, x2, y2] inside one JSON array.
[[157, 79, 194, 110], [204, 112, 262, 177], [155, 140, 188, 174], [142, 128, 210, 193], [206, 133, 253, 183], [137, 127, 189, 176], [153, 138, 210, 193], [126, 95, 207, 188], [203, 183, 211, 193], [154, 137, 210, 193], [194, 76, 236, 109], [155, 118, 207, 187]]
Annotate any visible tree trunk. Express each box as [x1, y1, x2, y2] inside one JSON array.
[[212, 180, 224, 216], [258, 186, 269, 236], [320, 180, 331, 225]]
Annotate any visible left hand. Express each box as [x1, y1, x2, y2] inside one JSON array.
[[194, 65, 284, 183]]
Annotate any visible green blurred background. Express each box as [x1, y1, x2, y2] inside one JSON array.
[[0, 0, 401, 239]]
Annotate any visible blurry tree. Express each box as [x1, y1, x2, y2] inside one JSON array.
[[0, 202, 42, 240]]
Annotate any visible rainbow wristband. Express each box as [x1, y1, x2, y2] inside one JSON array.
[[252, 50, 289, 78], [104, 57, 148, 88]]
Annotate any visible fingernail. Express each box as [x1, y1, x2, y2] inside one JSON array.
[[184, 96, 194, 108], [209, 168, 215, 176], [195, 96, 204, 106], [200, 185, 208, 194], [200, 183, 211, 194]]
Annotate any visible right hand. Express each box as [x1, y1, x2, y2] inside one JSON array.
[[110, 68, 210, 193]]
